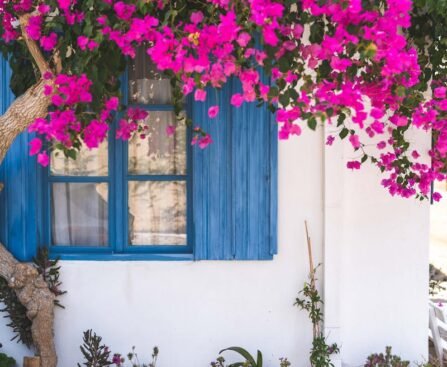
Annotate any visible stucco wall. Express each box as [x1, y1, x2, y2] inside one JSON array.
[[0, 127, 430, 366], [323, 127, 430, 366]]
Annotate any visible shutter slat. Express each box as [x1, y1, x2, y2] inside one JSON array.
[[193, 85, 233, 260]]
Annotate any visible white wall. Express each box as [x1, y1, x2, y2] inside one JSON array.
[[324, 128, 431, 366], [0, 127, 430, 367]]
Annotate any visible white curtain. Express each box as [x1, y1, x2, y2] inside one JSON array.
[[128, 46, 172, 105], [51, 183, 108, 246]]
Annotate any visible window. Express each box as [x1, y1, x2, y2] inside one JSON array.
[[0, 55, 278, 262], [41, 48, 193, 260]]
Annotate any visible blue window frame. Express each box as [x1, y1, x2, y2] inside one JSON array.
[[0, 55, 278, 262], [41, 51, 193, 260]]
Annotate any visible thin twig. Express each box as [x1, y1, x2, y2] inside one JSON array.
[[305, 220, 316, 288], [304, 220, 320, 338], [19, 14, 51, 76]]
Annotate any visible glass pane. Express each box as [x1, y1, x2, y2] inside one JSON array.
[[128, 181, 187, 246], [51, 140, 108, 176], [128, 112, 187, 175], [51, 183, 109, 246], [128, 46, 172, 104]]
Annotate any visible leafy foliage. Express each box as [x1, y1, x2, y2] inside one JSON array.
[[364, 347, 410, 367], [112, 346, 159, 367], [0, 343, 17, 367], [214, 347, 264, 367], [295, 267, 339, 367], [212, 347, 291, 367], [409, 1, 447, 91], [1, 0, 446, 198], [33, 247, 67, 308], [78, 330, 111, 367], [0, 277, 33, 348]]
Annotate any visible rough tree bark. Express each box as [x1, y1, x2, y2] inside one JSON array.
[[0, 13, 57, 367], [0, 244, 56, 367], [0, 80, 49, 163]]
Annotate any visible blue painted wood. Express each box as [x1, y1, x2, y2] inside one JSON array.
[[0, 57, 39, 261], [51, 252, 194, 261], [0, 58, 9, 252], [269, 107, 278, 255], [193, 77, 278, 261], [0, 53, 277, 261]]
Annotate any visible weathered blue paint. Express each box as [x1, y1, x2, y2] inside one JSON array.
[[0, 56, 278, 261], [193, 78, 278, 261], [0, 58, 39, 261]]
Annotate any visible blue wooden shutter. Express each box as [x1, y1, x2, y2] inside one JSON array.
[[192, 79, 278, 260], [0, 57, 39, 261]]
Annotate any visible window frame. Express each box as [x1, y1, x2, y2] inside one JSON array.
[[41, 70, 194, 261]]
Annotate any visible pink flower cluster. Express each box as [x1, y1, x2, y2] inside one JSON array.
[[28, 74, 120, 165], [1, 0, 447, 199]]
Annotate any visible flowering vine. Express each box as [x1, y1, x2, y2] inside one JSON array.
[[0, 0, 446, 199]]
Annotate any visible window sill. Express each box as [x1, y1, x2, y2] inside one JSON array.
[[50, 252, 194, 261]]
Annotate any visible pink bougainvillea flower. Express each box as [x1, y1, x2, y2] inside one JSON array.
[[434, 87, 447, 99], [326, 135, 335, 146], [166, 125, 176, 136], [208, 106, 219, 118], [77, 36, 89, 50], [198, 134, 213, 149], [127, 108, 148, 121], [44, 85, 53, 96], [40, 32, 58, 51], [29, 138, 42, 156], [347, 161, 361, 170], [349, 134, 361, 149], [433, 192, 442, 202], [194, 89, 207, 102], [105, 97, 119, 111], [37, 151, 49, 167], [377, 141, 387, 150], [43, 72, 53, 80], [113, 1, 136, 21], [237, 32, 251, 47], [25, 15, 43, 40], [0, 0, 442, 199], [190, 11, 204, 24], [230, 93, 244, 107], [83, 120, 109, 149]]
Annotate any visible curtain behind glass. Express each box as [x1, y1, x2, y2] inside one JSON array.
[[128, 46, 172, 105], [51, 183, 108, 246], [128, 112, 187, 175]]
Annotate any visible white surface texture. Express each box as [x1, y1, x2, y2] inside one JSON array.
[[0, 127, 430, 366]]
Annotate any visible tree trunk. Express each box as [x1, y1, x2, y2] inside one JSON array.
[[0, 79, 56, 367], [0, 79, 50, 164]]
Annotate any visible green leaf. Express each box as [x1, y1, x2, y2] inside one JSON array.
[[339, 128, 349, 139], [309, 21, 325, 44], [278, 57, 290, 73], [65, 149, 77, 161], [337, 113, 346, 127], [220, 347, 258, 367], [396, 86, 406, 97], [257, 350, 263, 367], [308, 117, 317, 131]]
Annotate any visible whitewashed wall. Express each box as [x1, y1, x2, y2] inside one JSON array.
[[0, 126, 430, 366]]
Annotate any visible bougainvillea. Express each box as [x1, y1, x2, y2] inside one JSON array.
[[0, 0, 446, 199]]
